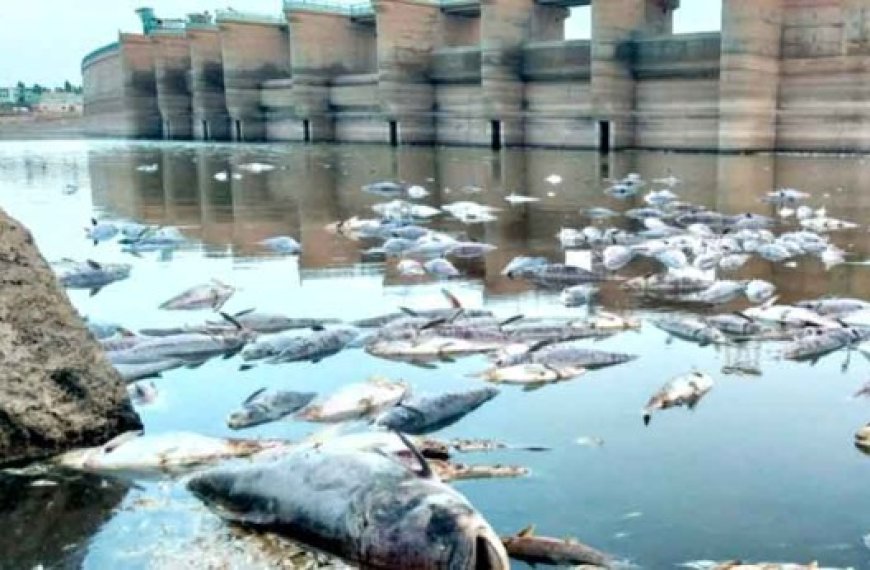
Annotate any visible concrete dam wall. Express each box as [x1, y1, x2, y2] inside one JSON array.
[[81, 0, 870, 152]]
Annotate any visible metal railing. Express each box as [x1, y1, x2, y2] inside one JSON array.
[[215, 9, 286, 25], [81, 41, 120, 69]]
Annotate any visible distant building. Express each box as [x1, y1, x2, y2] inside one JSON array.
[[32, 92, 83, 114], [0, 87, 16, 104]]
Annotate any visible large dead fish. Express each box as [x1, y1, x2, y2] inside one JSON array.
[[622, 272, 713, 296], [186, 435, 510, 569], [782, 327, 868, 362], [298, 377, 409, 422], [55, 431, 290, 479], [501, 525, 615, 568], [479, 363, 587, 386], [159, 279, 235, 311], [653, 317, 731, 346], [54, 259, 132, 295], [490, 341, 637, 370], [367, 336, 507, 361], [643, 371, 714, 425], [108, 331, 252, 365], [375, 387, 500, 435], [227, 388, 317, 429]]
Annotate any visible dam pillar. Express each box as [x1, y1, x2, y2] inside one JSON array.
[[286, 9, 370, 142], [718, 0, 784, 152], [217, 12, 291, 142], [187, 17, 231, 141], [152, 32, 193, 140], [591, 0, 677, 150], [374, 0, 441, 145], [119, 34, 162, 138], [481, 0, 563, 146]]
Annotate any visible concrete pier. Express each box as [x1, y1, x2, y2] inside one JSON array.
[[82, 1, 870, 153]]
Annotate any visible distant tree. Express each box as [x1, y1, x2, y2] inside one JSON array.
[[63, 80, 72, 93], [15, 81, 25, 104], [31, 84, 45, 95]]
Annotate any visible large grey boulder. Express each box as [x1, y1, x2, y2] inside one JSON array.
[[0, 208, 141, 466]]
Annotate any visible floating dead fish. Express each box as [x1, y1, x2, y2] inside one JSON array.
[[782, 327, 868, 362], [56, 431, 290, 479], [603, 245, 635, 271], [362, 180, 406, 196], [673, 280, 747, 305], [187, 436, 510, 569], [85, 218, 118, 244], [266, 327, 360, 364], [643, 371, 714, 425], [480, 362, 586, 385], [259, 235, 301, 254], [762, 188, 810, 205], [622, 272, 713, 295], [207, 310, 340, 335], [743, 302, 840, 329], [427, 460, 530, 482], [376, 387, 500, 434], [719, 253, 751, 271], [447, 438, 550, 453], [502, 525, 615, 568], [367, 336, 505, 361], [298, 377, 408, 423], [407, 185, 429, 199], [491, 341, 637, 372], [706, 314, 765, 337], [227, 388, 316, 429], [795, 298, 870, 317], [523, 264, 610, 288], [745, 280, 777, 304], [560, 284, 599, 307], [159, 279, 235, 311], [109, 331, 251, 365], [447, 241, 497, 259], [502, 256, 549, 278], [504, 193, 540, 204], [397, 259, 426, 276], [653, 317, 731, 346], [424, 257, 460, 277], [585, 207, 618, 220], [54, 259, 131, 295]]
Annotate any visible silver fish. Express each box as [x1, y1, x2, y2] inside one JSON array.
[[643, 371, 714, 425], [795, 298, 870, 316], [159, 279, 235, 311], [55, 259, 131, 294], [267, 327, 360, 364], [227, 388, 316, 429], [376, 387, 500, 434], [653, 317, 731, 346], [298, 377, 408, 423]]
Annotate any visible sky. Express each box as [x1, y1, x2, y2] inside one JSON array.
[[0, 0, 721, 87]]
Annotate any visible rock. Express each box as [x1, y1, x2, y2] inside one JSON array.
[[0, 209, 141, 466]]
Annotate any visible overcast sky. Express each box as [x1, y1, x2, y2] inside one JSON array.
[[0, 0, 721, 87]]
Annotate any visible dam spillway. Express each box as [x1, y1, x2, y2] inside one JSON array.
[[81, 0, 870, 153]]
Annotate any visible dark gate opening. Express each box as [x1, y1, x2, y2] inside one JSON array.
[[303, 119, 311, 143], [202, 120, 209, 141], [598, 120, 611, 153], [234, 120, 242, 141], [389, 121, 398, 147], [490, 120, 502, 150]]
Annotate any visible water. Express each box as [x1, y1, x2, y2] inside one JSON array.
[[0, 139, 868, 569]]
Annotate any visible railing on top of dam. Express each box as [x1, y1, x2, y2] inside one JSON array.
[[213, 9, 286, 26], [81, 41, 120, 70], [282, 0, 374, 17]]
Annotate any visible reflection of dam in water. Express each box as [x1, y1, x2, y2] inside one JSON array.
[[82, 1, 870, 153], [87, 143, 870, 301]]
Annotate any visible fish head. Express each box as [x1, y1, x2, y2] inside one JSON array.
[[187, 467, 279, 525], [226, 404, 267, 430], [356, 480, 510, 569]]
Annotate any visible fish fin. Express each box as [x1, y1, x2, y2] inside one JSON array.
[[239, 364, 255, 372], [407, 360, 438, 370], [394, 430, 434, 479], [399, 307, 419, 317], [643, 412, 652, 426], [86, 259, 101, 270], [91, 218, 97, 226], [93, 240, 98, 247], [234, 308, 256, 318], [441, 288, 462, 309], [89, 286, 104, 297], [420, 317, 447, 331], [244, 387, 268, 405], [733, 311, 753, 322], [219, 312, 244, 330], [310, 324, 325, 332], [527, 338, 556, 354], [516, 524, 536, 538]]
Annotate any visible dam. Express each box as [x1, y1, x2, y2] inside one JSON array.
[[81, 0, 870, 153]]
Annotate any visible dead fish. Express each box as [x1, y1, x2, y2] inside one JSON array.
[[376, 387, 500, 435], [706, 314, 765, 337], [643, 371, 714, 425], [560, 285, 599, 307], [362, 180, 406, 196], [366, 336, 506, 360], [397, 259, 426, 276], [56, 431, 290, 479], [603, 245, 635, 271], [795, 298, 870, 317], [424, 257, 460, 277], [719, 253, 751, 271], [743, 302, 841, 329], [652, 317, 731, 346], [782, 327, 868, 362], [259, 236, 301, 254], [745, 280, 777, 304], [622, 272, 713, 295], [492, 342, 637, 371], [114, 358, 185, 382], [502, 525, 615, 568], [245, 327, 358, 364], [502, 256, 549, 278], [479, 363, 587, 386], [187, 435, 510, 569], [227, 388, 316, 429], [54, 259, 131, 295], [207, 310, 340, 334], [523, 264, 610, 288], [448, 439, 550, 453], [762, 187, 810, 205], [429, 460, 529, 482], [447, 241, 497, 259], [298, 377, 408, 423], [674, 280, 747, 305], [109, 331, 251, 365], [127, 380, 158, 405], [159, 279, 235, 311]]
